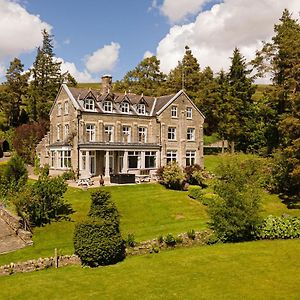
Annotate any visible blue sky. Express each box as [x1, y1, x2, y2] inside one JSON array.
[[0, 0, 299, 83], [20, 0, 170, 80]]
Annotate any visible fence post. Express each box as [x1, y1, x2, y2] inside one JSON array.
[[54, 248, 58, 268]]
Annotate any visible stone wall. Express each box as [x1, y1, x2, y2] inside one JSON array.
[[0, 255, 80, 276], [0, 207, 32, 245], [0, 230, 213, 276], [126, 230, 212, 256]]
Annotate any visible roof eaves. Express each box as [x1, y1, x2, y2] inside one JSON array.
[[63, 84, 81, 111], [156, 90, 183, 115]]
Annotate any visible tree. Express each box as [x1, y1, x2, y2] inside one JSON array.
[[208, 156, 263, 242], [196, 66, 220, 134], [167, 46, 201, 100], [221, 48, 255, 152], [114, 56, 166, 96], [73, 189, 125, 267], [253, 9, 300, 203], [0, 58, 29, 127], [13, 120, 48, 164], [14, 172, 71, 227], [29, 29, 63, 121]]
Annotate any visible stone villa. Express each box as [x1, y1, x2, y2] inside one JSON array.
[[37, 75, 205, 180]]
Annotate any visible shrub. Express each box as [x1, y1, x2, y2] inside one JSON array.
[[74, 189, 125, 267], [125, 233, 136, 247], [161, 162, 185, 190], [88, 190, 120, 227], [13, 174, 71, 227], [208, 155, 263, 242], [74, 220, 125, 267], [164, 234, 176, 247], [200, 193, 217, 206], [62, 169, 76, 180], [187, 229, 196, 240], [188, 185, 203, 200], [155, 166, 165, 182], [157, 235, 164, 244], [256, 215, 300, 240], [0, 155, 28, 199]]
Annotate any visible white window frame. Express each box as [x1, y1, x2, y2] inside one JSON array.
[[171, 106, 178, 118], [57, 103, 62, 116], [64, 101, 69, 115], [128, 151, 141, 169], [186, 107, 193, 119], [84, 98, 95, 111], [168, 127, 176, 141], [166, 150, 177, 164], [64, 124, 69, 139], [145, 151, 156, 168], [137, 103, 146, 115], [81, 150, 87, 171], [186, 150, 196, 166], [57, 150, 71, 169], [50, 150, 56, 168], [57, 124, 61, 141], [187, 128, 195, 141], [120, 101, 129, 113], [138, 126, 147, 143], [86, 124, 96, 142], [122, 126, 131, 143], [104, 125, 114, 142], [103, 100, 113, 112]]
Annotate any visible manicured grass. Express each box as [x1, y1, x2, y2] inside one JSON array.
[[0, 184, 208, 265], [1, 239, 300, 299]]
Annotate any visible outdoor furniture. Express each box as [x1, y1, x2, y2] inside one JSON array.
[[135, 174, 151, 184], [77, 171, 94, 187], [110, 174, 135, 184]]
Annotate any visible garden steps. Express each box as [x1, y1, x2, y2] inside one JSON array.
[[0, 218, 27, 254]]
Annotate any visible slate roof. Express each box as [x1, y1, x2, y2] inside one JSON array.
[[65, 85, 176, 116]]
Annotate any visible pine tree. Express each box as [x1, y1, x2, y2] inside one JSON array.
[[114, 56, 166, 96], [253, 9, 300, 203], [167, 46, 201, 99], [225, 48, 255, 152], [0, 58, 29, 127], [29, 29, 63, 121]]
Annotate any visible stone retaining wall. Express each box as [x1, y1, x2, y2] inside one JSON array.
[[0, 230, 213, 276], [126, 230, 213, 256], [0, 207, 32, 245], [0, 255, 80, 276]]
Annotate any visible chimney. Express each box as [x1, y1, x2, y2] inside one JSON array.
[[101, 74, 112, 94]]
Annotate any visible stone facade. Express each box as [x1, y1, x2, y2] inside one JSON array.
[[36, 76, 205, 180]]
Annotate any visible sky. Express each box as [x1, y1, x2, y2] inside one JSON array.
[[0, 0, 299, 83]]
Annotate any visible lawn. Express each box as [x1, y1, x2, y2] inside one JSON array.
[[0, 183, 208, 265], [1, 239, 300, 299]]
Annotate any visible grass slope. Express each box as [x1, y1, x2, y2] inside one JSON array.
[[0, 184, 208, 265], [1, 239, 300, 299]]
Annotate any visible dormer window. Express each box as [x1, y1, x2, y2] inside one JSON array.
[[120, 101, 129, 113], [103, 100, 113, 112], [84, 98, 94, 111], [137, 103, 145, 115]]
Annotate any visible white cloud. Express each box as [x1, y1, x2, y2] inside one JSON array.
[[156, 0, 300, 78], [85, 42, 120, 74], [0, 0, 51, 59], [57, 57, 95, 83], [143, 50, 154, 59], [159, 0, 209, 23], [63, 38, 71, 45]]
